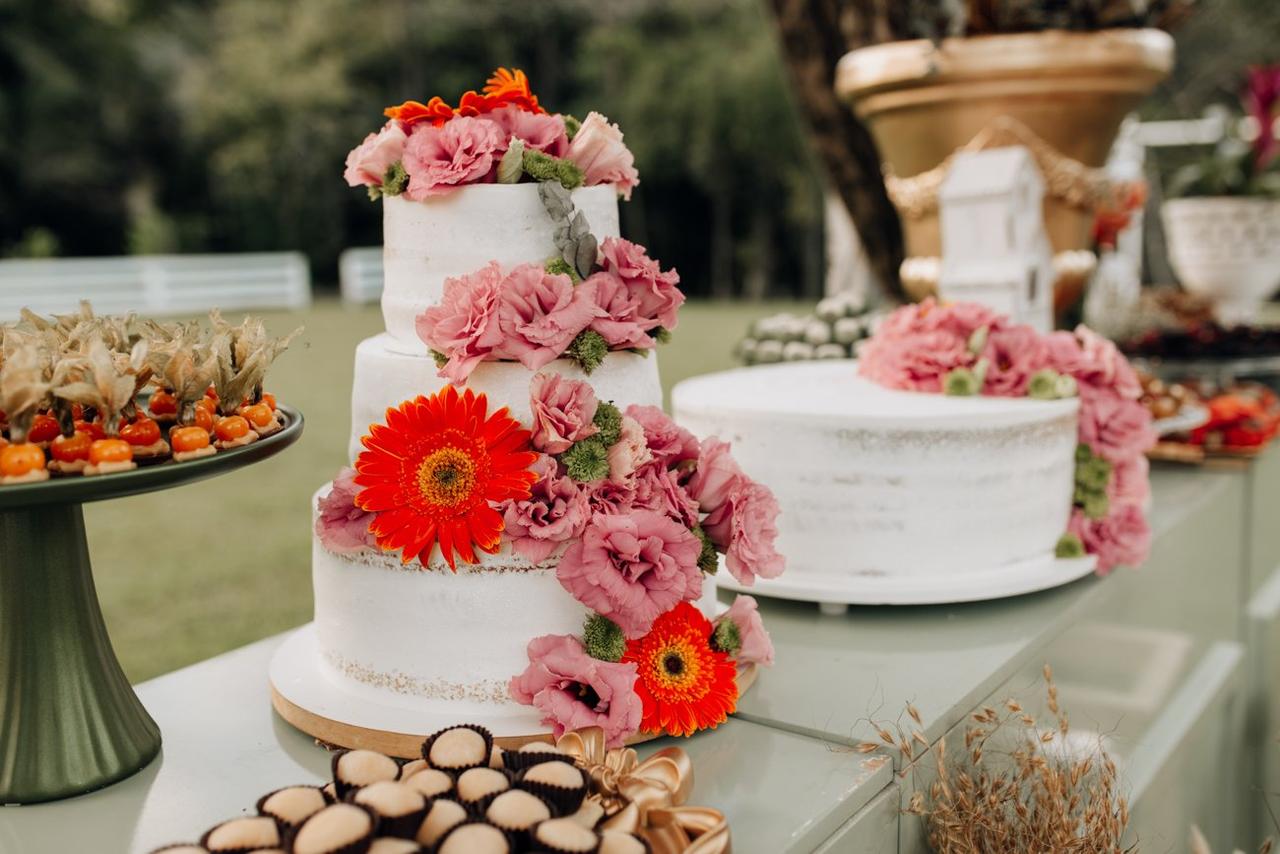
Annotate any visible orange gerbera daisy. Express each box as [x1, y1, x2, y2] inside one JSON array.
[[354, 386, 538, 571], [385, 68, 544, 129], [622, 601, 739, 737], [384, 96, 455, 129]]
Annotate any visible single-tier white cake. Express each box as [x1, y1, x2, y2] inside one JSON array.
[[673, 360, 1082, 604]]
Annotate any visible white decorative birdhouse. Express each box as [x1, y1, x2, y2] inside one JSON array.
[[937, 146, 1055, 332]]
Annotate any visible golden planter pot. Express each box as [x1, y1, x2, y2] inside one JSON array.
[[836, 29, 1174, 311]]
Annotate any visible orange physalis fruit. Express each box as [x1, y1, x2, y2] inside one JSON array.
[[149, 390, 178, 417], [51, 432, 92, 463], [239, 403, 274, 430], [171, 426, 211, 454], [354, 385, 539, 571], [28, 413, 60, 444], [1, 443, 46, 477], [120, 417, 162, 447], [89, 439, 132, 465], [74, 420, 106, 441], [261, 392, 277, 411], [214, 415, 251, 442], [623, 602, 739, 738], [193, 400, 215, 433]]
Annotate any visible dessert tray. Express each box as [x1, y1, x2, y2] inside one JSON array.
[[0, 406, 303, 804], [719, 552, 1098, 612]]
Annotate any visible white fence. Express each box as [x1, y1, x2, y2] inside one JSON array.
[[339, 247, 383, 305], [0, 252, 311, 320]]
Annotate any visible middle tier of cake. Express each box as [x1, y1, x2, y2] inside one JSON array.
[[349, 334, 665, 461]]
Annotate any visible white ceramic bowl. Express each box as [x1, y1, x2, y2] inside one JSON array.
[[1162, 197, 1280, 324]]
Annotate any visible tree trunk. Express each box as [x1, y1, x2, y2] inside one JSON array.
[[765, 0, 907, 301]]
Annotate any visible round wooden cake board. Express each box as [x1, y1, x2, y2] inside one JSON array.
[[720, 553, 1098, 612], [269, 623, 758, 759]]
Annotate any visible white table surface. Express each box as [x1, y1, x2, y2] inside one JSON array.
[[0, 632, 891, 854]]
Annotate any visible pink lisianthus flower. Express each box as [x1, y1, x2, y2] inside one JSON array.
[[496, 264, 600, 371], [607, 415, 653, 487], [343, 122, 407, 188], [1108, 454, 1151, 508], [979, 323, 1050, 397], [501, 455, 591, 563], [598, 238, 684, 334], [702, 480, 785, 586], [1068, 504, 1151, 575], [625, 404, 701, 467], [716, 595, 775, 667], [314, 467, 377, 553], [488, 105, 569, 157], [584, 271, 654, 350], [585, 478, 637, 517], [1077, 383, 1157, 466], [528, 372, 600, 455], [416, 261, 505, 384], [934, 300, 1006, 340], [632, 461, 700, 529], [1044, 330, 1089, 377], [858, 329, 974, 393], [402, 115, 504, 199], [509, 634, 641, 748], [686, 438, 749, 515], [565, 111, 640, 200], [1072, 326, 1143, 400], [556, 510, 703, 638]]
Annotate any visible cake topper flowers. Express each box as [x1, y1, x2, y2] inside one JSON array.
[[859, 299, 1155, 574], [354, 385, 539, 570], [345, 67, 638, 201]]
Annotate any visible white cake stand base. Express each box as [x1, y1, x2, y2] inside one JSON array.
[[269, 622, 757, 758], [719, 553, 1098, 612]]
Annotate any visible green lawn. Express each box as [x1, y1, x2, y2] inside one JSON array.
[[92, 297, 806, 682]]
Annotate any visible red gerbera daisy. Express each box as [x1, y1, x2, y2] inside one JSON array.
[[622, 601, 739, 737], [385, 68, 544, 129], [354, 386, 538, 571]]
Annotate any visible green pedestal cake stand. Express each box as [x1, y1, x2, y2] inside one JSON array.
[[0, 406, 303, 804]]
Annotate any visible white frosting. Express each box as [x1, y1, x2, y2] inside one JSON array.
[[312, 503, 589, 709], [349, 334, 663, 462], [672, 360, 1079, 578], [381, 185, 621, 354]]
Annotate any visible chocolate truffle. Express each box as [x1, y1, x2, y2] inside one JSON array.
[[333, 749, 400, 797], [352, 780, 428, 838], [402, 768, 454, 800], [456, 767, 510, 804], [367, 840, 421, 854], [436, 823, 510, 854], [201, 817, 280, 851], [485, 789, 552, 830], [425, 726, 490, 771], [414, 798, 467, 848], [397, 759, 430, 780], [291, 804, 375, 854], [532, 817, 601, 853], [257, 785, 327, 827], [523, 761, 584, 789]]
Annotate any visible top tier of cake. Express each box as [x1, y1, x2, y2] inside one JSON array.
[[380, 186, 621, 355]]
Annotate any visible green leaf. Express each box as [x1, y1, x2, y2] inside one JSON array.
[[497, 138, 525, 184]]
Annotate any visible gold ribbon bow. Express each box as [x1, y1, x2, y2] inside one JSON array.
[[555, 728, 731, 854]]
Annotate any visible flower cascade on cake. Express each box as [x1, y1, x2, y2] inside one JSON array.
[[326, 68, 785, 745], [859, 298, 1156, 574]]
